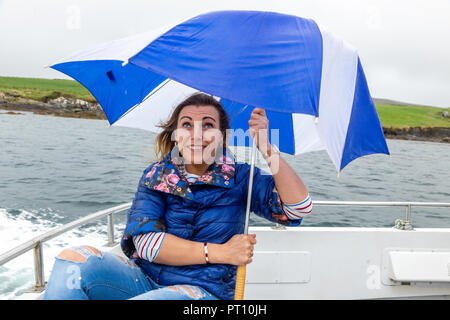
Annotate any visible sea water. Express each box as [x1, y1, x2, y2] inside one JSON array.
[[0, 111, 449, 299]]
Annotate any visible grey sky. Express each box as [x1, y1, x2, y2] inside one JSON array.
[[1, 0, 449, 107]]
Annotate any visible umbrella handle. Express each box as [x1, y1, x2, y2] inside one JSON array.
[[234, 137, 257, 300], [234, 265, 246, 300]]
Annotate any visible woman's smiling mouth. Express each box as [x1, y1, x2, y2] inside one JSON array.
[[187, 145, 207, 152]]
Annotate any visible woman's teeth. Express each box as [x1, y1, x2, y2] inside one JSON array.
[[188, 145, 204, 151]]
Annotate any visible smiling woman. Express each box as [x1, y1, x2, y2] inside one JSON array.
[[154, 93, 230, 168], [154, 93, 230, 173], [42, 92, 312, 300]]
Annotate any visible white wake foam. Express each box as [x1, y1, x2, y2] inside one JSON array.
[[0, 208, 124, 300]]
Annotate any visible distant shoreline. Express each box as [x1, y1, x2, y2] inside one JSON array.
[[1, 98, 448, 144], [383, 127, 449, 143], [1, 76, 449, 143], [0, 93, 107, 120]]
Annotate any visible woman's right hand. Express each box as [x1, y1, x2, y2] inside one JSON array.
[[219, 234, 257, 266]]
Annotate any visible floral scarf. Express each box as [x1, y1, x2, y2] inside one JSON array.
[[143, 147, 236, 201]]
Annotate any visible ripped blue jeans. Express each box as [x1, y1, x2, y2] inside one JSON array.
[[43, 246, 219, 300]]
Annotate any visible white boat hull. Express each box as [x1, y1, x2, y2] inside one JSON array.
[[244, 227, 450, 299], [16, 226, 450, 300]]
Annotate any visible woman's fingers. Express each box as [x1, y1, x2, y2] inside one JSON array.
[[252, 107, 266, 116], [245, 235, 255, 261], [225, 233, 257, 265], [248, 120, 268, 128], [249, 114, 268, 124], [250, 112, 266, 121], [248, 121, 268, 141], [248, 108, 269, 146], [250, 108, 268, 121]]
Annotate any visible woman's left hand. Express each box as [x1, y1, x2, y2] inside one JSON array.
[[248, 108, 271, 156], [248, 110, 310, 205]]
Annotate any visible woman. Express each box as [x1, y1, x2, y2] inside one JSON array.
[[43, 93, 312, 300]]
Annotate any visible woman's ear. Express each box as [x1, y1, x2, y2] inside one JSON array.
[[171, 128, 181, 144], [172, 128, 190, 150]]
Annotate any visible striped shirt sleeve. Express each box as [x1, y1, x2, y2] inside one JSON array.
[[132, 232, 166, 262], [280, 194, 313, 220]]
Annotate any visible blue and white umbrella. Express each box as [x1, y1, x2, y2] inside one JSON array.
[[49, 10, 389, 172], [49, 10, 391, 300]]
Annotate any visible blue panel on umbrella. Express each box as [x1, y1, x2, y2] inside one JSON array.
[[51, 60, 167, 124], [266, 109, 295, 155], [130, 10, 322, 116], [340, 58, 390, 171], [221, 99, 294, 154]]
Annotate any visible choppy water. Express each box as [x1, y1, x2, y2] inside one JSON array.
[[0, 111, 449, 299]]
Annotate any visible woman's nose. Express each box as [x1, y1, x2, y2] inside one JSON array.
[[192, 121, 203, 143]]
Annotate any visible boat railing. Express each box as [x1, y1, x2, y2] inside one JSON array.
[[0, 202, 132, 292], [0, 200, 449, 292]]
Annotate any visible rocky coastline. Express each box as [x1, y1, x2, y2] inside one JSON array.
[[0, 91, 106, 120], [383, 126, 449, 143], [1, 91, 449, 143]]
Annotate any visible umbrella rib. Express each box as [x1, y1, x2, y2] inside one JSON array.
[[228, 104, 249, 120], [110, 78, 172, 126]]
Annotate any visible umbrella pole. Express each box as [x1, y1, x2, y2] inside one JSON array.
[[234, 137, 258, 300]]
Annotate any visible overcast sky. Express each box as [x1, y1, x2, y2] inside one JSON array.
[[1, 0, 449, 107]]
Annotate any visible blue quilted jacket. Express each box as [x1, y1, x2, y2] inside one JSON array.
[[121, 149, 301, 300]]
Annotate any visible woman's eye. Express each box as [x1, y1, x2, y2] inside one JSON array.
[[204, 123, 214, 129], [182, 122, 191, 128]]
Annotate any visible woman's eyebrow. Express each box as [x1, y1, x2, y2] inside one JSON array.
[[180, 115, 216, 122], [203, 116, 216, 122]]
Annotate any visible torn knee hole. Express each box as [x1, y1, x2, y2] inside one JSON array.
[[167, 285, 204, 299], [165, 286, 184, 294], [114, 254, 137, 268], [57, 249, 87, 263], [81, 245, 102, 257], [182, 285, 204, 299], [56, 245, 102, 263]]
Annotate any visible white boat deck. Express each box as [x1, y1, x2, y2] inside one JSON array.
[[14, 226, 450, 300]]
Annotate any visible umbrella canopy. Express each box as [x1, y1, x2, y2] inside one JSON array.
[[49, 10, 389, 172]]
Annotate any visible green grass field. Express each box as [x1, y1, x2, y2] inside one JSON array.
[[375, 104, 449, 128], [0, 76, 96, 103], [1, 76, 449, 128]]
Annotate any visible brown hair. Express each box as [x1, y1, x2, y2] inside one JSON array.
[[154, 93, 230, 160]]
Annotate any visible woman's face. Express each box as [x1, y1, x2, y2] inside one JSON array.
[[174, 105, 223, 165]]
